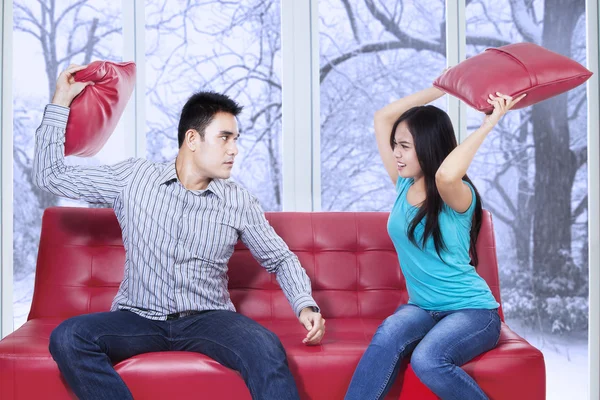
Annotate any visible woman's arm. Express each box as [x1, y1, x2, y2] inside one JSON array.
[[435, 92, 526, 212], [374, 87, 445, 185]]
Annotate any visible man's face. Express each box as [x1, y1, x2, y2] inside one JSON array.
[[187, 112, 240, 180]]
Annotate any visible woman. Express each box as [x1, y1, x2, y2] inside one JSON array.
[[344, 85, 525, 400]]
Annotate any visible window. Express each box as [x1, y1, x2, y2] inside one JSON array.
[[465, 1, 589, 397], [12, 0, 124, 329], [144, 0, 283, 211], [319, 0, 446, 211], [3, 1, 596, 397]]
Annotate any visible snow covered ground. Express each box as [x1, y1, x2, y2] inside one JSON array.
[[507, 319, 589, 400]]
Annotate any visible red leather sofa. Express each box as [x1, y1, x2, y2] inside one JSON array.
[[0, 207, 545, 399]]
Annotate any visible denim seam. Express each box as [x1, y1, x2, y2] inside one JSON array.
[[373, 335, 423, 400], [91, 333, 166, 344], [444, 311, 499, 358], [374, 352, 401, 400]]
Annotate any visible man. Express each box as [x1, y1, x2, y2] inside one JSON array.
[[36, 64, 325, 400]]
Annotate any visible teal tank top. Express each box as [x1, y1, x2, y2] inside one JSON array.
[[387, 177, 499, 311]]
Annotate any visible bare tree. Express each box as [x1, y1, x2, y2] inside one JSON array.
[[13, 0, 121, 213], [318, 0, 588, 331], [144, 0, 283, 210], [11, 0, 121, 314], [528, 0, 586, 297]]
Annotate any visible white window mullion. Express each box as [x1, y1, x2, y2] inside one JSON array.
[[281, 0, 318, 211], [1, 0, 14, 338], [586, 1, 599, 399], [446, 0, 467, 143], [122, 0, 146, 159], [310, 0, 321, 212]]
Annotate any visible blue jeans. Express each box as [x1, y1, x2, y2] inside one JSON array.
[[49, 310, 300, 400], [345, 304, 501, 400]]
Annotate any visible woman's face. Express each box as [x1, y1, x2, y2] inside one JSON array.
[[392, 121, 423, 179]]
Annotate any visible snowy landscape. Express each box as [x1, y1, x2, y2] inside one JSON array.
[[10, 1, 590, 398]]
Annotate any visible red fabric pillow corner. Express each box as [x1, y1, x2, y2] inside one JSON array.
[[64, 60, 136, 157], [433, 42, 592, 114]]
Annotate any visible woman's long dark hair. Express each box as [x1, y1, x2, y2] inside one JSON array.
[[390, 105, 483, 266]]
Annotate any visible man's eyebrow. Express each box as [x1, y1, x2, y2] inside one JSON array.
[[219, 131, 240, 138]]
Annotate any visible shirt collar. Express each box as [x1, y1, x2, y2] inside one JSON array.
[[206, 178, 226, 200], [156, 160, 178, 185], [156, 159, 226, 200]]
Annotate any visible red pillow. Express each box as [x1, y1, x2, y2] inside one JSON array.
[[433, 42, 592, 114], [65, 60, 136, 157]]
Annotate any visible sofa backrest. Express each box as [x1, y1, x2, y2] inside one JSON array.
[[28, 208, 503, 321]]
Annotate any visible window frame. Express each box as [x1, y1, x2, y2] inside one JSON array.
[[0, 2, 598, 398]]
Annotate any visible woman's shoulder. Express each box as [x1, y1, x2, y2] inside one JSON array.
[[395, 176, 413, 195], [442, 180, 477, 220]]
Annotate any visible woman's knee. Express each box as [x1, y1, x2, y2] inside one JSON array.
[[372, 306, 431, 348], [370, 316, 400, 348], [410, 345, 447, 382]]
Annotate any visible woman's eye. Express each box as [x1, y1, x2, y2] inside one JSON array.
[[221, 136, 227, 142]]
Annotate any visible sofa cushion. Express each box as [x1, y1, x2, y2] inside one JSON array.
[[28, 209, 502, 321], [0, 317, 545, 400]]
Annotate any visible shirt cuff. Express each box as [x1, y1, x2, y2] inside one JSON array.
[[42, 104, 70, 128], [293, 294, 320, 317]]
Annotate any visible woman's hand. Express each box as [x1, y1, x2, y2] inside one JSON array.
[[483, 92, 527, 129]]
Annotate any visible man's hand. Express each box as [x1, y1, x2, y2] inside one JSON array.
[[299, 307, 325, 346], [51, 64, 94, 107]]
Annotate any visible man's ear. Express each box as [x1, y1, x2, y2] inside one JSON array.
[[186, 129, 198, 151]]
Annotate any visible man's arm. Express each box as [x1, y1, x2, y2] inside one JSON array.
[[240, 195, 325, 345], [34, 64, 141, 204], [34, 104, 140, 204]]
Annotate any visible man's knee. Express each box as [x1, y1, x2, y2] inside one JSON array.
[[49, 316, 91, 358], [238, 324, 287, 369], [250, 327, 287, 365]]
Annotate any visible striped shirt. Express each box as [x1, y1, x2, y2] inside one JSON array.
[[33, 104, 318, 320]]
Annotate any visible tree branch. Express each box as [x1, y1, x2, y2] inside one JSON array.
[[509, 0, 542, 44], [320, 40, 439, 83], [466, 35, 511, 48], [14, 3, 46, 33], [480, 201, 514, 226], [55, 0, 88, 27], [13, 26, 42, 41], [84, 18, 99, 64], [482, 175, 517, 215], [320, 34, 509, 83], [573, 146, 587, 168], [341, 0, 361, 43], [572, 195, 587, 221], [568, 93, 587, 120]]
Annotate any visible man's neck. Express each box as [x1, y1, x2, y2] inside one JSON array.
[[175, 155, 211, 191]]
